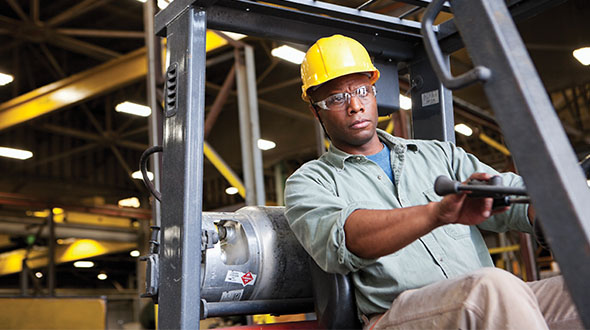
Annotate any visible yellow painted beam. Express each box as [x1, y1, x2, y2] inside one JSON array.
[[479, 132, 511, 156], [0, 239, 135, 276], [0, 31, 230, 131], [204, 141, 246, 198], [0, 297, 106, 329], [488, 244, 520, 255]]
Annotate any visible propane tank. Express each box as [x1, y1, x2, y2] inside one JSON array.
[[200, 206, 313, 303]]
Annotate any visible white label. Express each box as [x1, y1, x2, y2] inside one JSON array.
[[224, 270, 257, 287], [220, 289, 243, 302], [421, 90, 440, 107]]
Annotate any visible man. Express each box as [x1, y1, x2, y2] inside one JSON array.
[[284, 35, 582, 329]]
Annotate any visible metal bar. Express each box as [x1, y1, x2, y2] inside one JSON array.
[[39, 43, 66, 78], [47, 212, 56, 296], [0, 47, 148, 131], [56, 28, 145, 39], [256, 59, 278, 85], [202, 298, 314, 318], [50, 34, 121, 60], [258, 0, 425, 34], [257, 77, 300, 95], [6, 0, 30, 22], [204, 141, 246, 198], [409, 54, 455, 142], [46, 0, 113, 27], [158, 6, 205, 328], [0, 217, 138, 243], [449, 0, 590, 325], [356, 0, 377, 10], [31, 0, 39, 23], [396, 0, 451, 11], [479, 133, 511, 156], [236, 45, 266, 206], [144, 0, 163, 233], [20, 259, 28, 296], [109, 145, 144, 192], [156, 0, 417, 61], [204, 65, 235, 139]]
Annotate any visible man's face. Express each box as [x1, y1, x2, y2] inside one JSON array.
[[309, 73, 379, 154]]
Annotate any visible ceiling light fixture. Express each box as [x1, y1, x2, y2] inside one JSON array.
[[225, 187, 239, 195], [132, 170, 153, 181], [257, 139, 276, 151], [454, 123, 473, 137], [118, 197, 141, 208], [35, 272, 43, 278], [0, 73, 14, 86], [73, 260, 94, 268], [573, 47, 590, 65], [271, 45, 306, 65], [115, 101, 151, 117], [130, 250, 141, 258], [221, 31, 247, 40], [399, 95, 412, 110], [97, 273, 108, 280], [157, 0, 170, 9], [0, 147, 33, 160]]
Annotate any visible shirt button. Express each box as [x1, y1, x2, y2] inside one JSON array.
[[377, 175, 382, 180], [355, 157, 361, 161]]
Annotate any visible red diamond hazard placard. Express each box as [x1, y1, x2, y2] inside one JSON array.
[[241, 272, 254, 286]]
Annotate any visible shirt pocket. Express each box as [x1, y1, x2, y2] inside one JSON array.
[[423, 187, 471, 240]]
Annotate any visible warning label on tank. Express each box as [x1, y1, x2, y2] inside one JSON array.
[[220, 289, 243, 301], [225, 270, 257, 287]]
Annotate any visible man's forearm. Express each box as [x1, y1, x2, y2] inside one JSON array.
[[344, 203, 442, 259]]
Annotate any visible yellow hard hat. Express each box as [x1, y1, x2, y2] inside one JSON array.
[[300, 34, 380, 101]]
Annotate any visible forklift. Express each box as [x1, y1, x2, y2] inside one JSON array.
[[140, 0, 590, 328]]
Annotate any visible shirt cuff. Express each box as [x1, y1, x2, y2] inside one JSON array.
[[335, 201, 382, 272]]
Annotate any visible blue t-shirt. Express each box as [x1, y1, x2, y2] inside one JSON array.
[[366, 143, 394, 184]]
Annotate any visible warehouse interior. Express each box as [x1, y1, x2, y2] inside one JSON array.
[[0, 0, 589, 329]]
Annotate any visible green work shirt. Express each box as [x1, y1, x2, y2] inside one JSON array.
[[284, 129, 533, 316]]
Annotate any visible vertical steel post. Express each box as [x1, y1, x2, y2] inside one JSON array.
[[158, 6, 206, 329], [48, 211, 55, 296], [315, 121, 326, 157], [20, 259, 28, 296], [448, 0, 590, 325], [409, 55, 455, 142], [236, 46, 265, 206]]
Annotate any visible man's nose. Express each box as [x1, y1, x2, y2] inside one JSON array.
[[347, 95, 364, 114]]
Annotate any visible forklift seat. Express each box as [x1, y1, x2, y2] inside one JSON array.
[[309, 258, 363, 329]]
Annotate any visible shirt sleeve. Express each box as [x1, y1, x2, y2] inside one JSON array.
[[284, 166, 379, 274], [444, 142, 533, 234]]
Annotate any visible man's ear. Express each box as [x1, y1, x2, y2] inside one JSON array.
[[308, 104, 319, 120]]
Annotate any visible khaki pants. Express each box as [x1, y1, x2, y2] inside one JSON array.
[[364, 268, 583, 330]]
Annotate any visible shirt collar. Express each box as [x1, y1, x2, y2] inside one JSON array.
[[322, 129, 418, 169]]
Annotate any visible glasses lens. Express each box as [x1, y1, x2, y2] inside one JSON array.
[[319, 85, 374, 110]]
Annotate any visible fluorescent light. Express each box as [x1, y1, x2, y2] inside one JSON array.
[[115, 101, 151, 117], [271, 45, 306, 65], [587, 180, 590, 187], [73, 261, 94, 268], [225, 187, 239, 195], [136, 0, 147, 2], [0, 73, 14, 86], [157, 0, 169, 9], [132, 170, 153, 181], [0, 147, 33, 160], [35, 272, 43, 278], [257, 139, 276, 151], [573, 47, 590, 65], [97, 273, 108, 280], [130, 250, 141, 257], [118, 197, 140, 208], [222, 31, 247, 40], [399, 95, 412, 110], [454, 123, 473, 137]]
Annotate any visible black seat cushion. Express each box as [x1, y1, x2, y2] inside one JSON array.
[[309, 258, 363, 329]]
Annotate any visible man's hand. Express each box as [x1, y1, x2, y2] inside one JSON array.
[[435, 173, 509, 226]]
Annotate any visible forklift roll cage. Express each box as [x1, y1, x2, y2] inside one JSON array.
[[151, 0, 590, 328]]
